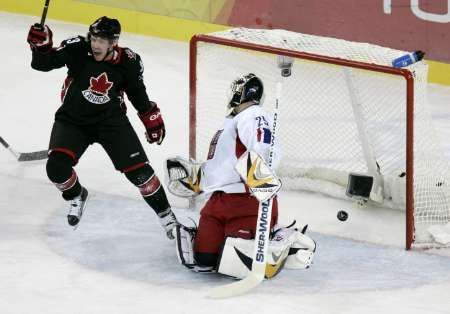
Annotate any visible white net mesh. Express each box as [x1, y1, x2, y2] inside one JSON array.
[[192, 28, 450, 246]]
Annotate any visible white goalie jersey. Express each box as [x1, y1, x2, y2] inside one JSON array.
[[201, 105, 281, 195]]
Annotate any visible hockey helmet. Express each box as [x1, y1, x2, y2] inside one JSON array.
[[89, 16, 121, 41], [228, 73, 264, 108]]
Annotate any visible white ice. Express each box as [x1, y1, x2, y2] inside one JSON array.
[[1, 12, 450, 314]]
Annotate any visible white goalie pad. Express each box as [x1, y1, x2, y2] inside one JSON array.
[[217, 227, 315, 279], [235, 151, 281, 202], [165, 156, 203, 198], [217, 236, 290, 279], [174, 224, 196, 267], [174, 224, 214, 273], [272, 227, 317, 269]]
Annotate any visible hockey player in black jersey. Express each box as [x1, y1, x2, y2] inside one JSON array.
[[27, 16, 178, 238]]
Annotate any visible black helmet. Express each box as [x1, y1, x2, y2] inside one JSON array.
[[89, 16, 121, 40], [228, 73, 264, 108]]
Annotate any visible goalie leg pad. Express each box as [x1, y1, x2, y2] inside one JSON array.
[[272, 227, 316, 269], [174, 224, 214, 273], [217, 236, 290, 280], [175, 224, 196, 267]]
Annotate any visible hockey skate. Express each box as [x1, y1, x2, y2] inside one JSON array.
[[158, 208, 178, 239], [67, 187, 89, 228]]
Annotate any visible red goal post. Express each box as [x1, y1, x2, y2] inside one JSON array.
[[189, 28, 449, 250]]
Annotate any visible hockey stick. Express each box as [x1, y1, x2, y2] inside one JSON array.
[[40, 0, 51, 27], [209, 83, 283, 299], [0, 136, 48, 162], [1, 1, 52, 162]]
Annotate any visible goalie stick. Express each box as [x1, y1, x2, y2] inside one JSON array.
[[0, 136, 48, 162], [209, 81, 284, 299]]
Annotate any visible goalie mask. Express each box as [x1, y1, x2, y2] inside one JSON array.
[[228, 73, 264, 110]]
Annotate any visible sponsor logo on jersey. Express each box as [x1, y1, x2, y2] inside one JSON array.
[[82, 72, 113, 104]]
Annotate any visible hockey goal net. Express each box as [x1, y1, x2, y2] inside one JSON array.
[[189, 28, 450, 249]]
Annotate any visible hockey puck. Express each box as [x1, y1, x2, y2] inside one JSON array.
[[337, 210, 348, 221]]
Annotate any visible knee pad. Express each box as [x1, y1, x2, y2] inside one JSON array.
[[46, 151, 80, 195], [125, 164, 161, 197], [124, 163, 154, 186], [46, 151, 75, 184]]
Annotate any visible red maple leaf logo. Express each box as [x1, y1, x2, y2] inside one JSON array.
[[89, 73, 113, 95]]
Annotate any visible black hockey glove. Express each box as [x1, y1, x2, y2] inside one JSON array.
[[27, 23, 53, 52]]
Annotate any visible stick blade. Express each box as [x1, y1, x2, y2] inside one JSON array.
[[18, 150, 48, 162], [208, 272, 263, 299]]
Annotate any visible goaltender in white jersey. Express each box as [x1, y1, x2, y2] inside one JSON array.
[[166, 73, 316, 279], [202, 103, 281, 195]]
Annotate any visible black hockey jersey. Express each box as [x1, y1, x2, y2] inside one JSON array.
[[31, 36, 152, 126]]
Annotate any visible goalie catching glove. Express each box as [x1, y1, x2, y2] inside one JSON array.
[[165, 157, 203, 198]]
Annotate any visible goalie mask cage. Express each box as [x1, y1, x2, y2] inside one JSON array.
[[189, 28, 450, 250]]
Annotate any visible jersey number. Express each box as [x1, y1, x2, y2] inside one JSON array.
[[255, 116, 269, 127]]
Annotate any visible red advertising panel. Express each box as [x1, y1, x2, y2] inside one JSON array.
[[217, 0, 450, 63]]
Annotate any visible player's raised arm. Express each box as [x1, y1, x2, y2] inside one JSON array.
[[27, 23, 81, 72]]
